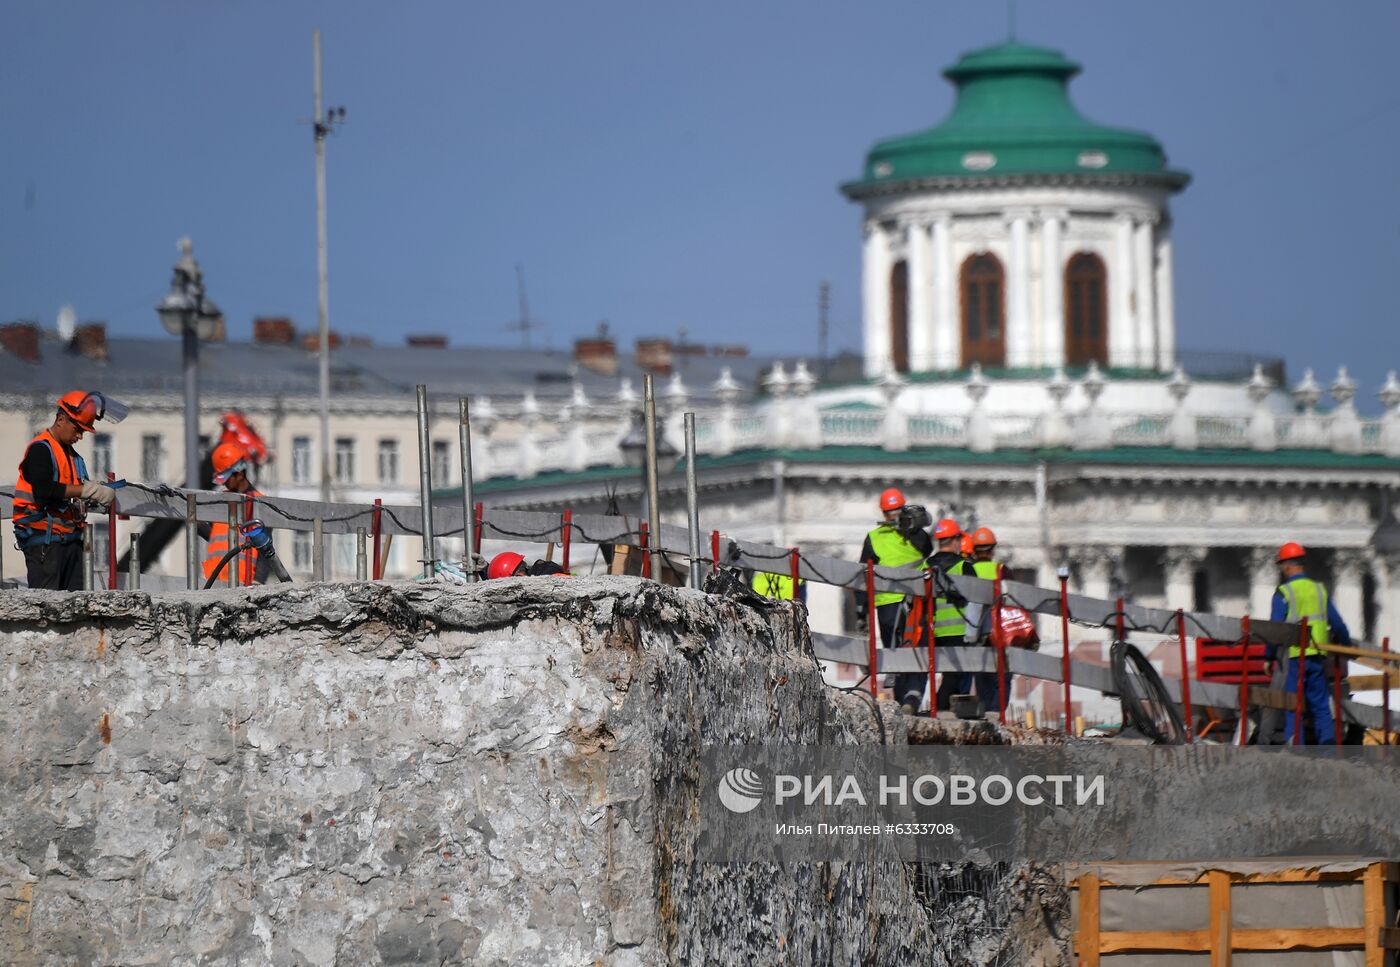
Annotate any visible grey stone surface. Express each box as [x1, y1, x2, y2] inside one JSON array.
[[1, 578, 1057, 966]]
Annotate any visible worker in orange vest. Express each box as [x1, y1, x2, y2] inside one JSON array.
[[12, 391, 126, 589], [201, 442, 268, 585]]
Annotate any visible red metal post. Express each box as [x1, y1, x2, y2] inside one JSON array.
[[994, 575, 1007, 725], [639, 522, 651, 580], [866, 559, 878, 699], [1114, 597, 1126, 642], [1294, 618, 1309, 746], [561, 509, 572, 573], [1176, 609, 1194, 742], [371, 498, 383, 580], [924, 574, 936, 713], [472, 501, 484, 555], [789, 547, 800, 595], [1333, 653, 1344, 749], [1239, 614, 1251, 746], [106, 472, 118, 589], [710, 530, 720, 574], [1058, 574, 1072, 734], [1384, 637, 1392, 747]]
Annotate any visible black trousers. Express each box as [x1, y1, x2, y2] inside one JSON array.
[[23, 540, 83, 591]]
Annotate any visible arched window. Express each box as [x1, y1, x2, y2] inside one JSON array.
[[1064, 252, 1108, 367], [960, 253, 1005, 368], [889, 260, 909, 373]]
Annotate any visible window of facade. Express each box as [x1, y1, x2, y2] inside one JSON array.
[[334, 437, 356, 484], [378, 439, 400, 484], [889, 260, 909, 373], [141, 434, 163, 482], [432, 440, 452, 484], [93, 522, 110, 574], [292, 436, 312, 485], [292, 531, 313, 571], [1064, 252, 1108, 367], [960, 253, 1005, 368], [91, 433, 114, 481]]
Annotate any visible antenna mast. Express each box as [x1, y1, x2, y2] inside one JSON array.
[[506, 263, 542, 348], [312, 30, 346, 503]]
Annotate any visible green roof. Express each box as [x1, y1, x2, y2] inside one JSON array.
[[842, 41, 1190, 195]]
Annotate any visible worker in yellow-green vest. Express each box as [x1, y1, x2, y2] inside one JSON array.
[[954, 527, 1010, 716], [927, 518, 975, 713], [1270, 541, 1350, 745], [858, 488, 934, 711]]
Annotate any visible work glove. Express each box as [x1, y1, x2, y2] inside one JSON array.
[[79, 480, 117, 507]]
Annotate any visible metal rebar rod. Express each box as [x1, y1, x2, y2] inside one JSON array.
[[416, 385, 435, 579], [355, 527, 367, 581], [459, 397, 476, 580], [312, 516, 324, 582], [227, 502, 239, 588], [643, 374, 661, 581], [82, 523, 95, 591], [683, 412, 700, 588], [129, 533, 141, 590], [185, 492, 199, 590]]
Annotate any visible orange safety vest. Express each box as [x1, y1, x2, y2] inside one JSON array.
[[202, 492, 262, 584], [12, 429, 88, 547]]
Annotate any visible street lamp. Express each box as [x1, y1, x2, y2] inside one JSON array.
[[156, 237, 222, 489]]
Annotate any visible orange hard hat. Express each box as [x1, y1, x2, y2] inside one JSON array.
[[879, 488, 905, 512], [57, 390, 100, 433], [972, 527, 997, 547], [933, 518, 961, 541], [960, 534, 974, 556], [211, 442, 251, 485], [1277, 541, 1306, 563], [488, 551, 527, 579]]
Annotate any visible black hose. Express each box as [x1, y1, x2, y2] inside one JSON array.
[[201, 542, 293, 589], [202, 547, 242, 589]]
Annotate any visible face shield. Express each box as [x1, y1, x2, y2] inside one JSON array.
[[90, 393, 131, 424]]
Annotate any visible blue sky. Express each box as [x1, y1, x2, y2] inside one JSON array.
[[2, 1, 1398, 405]]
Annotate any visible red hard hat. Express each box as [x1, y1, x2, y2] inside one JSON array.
[[960, 534, 974, 556], [488, 551, 527, 580], [57, 390, 100, 433], [211, 442, 251, 485], [879, 488, 905, 512], [972, 527, 997, 547], [933, 518, 961, 541], [1277, 541, 1306, 563]]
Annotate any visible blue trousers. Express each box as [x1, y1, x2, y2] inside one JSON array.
[[1283, 656, 1335, 745]]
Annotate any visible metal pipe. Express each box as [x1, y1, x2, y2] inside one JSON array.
[[639, 522, 651, 580], [227, 501, 239, 588], [312, 516, 324, 582], [1239, 614, 1252, 746], [129, 533, 141, 590], [313, 29, 333, 505], [683, 413, 700, 589], [1176, 608, 1194, 742], [1114, 596, 1126, 642], [371, 498, 383, 580], [473, 502, 483, 556], [560, 509, 572, 574], [182, 323, 200, 490], [642, 374, 661, 581], [355, 527, 367, 581], [414, 385, 436, 579], [994, 575, 1007, 724], [106, 472, 118, 590], [82, 522, 94, 591], [710, 530, 720, 575], [924, 574, 936, 715], [866, 560, 878, 699], [458, 397, 476, 580], [1058, 569, 1072, 734], [789, 547, 800, 596], [185, 492, 199, 590], [1384, 636, 1392, 746]]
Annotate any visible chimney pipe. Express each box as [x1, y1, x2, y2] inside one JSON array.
[[0, 321, 41, 363], [71, 322, 108, 361]]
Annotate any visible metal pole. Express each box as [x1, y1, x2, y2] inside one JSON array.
[[683, 412, 700, 588], [473, 502, 483, 556], [561, 509, 572, 573], [227, 501, 239, 588], [458, 397, 476, 580], [710, 530, 720, 575], [1384, 637, 1392, 747], [1176, 608, 1194, 742], [82, 523, 94, 591], [994, 575, 1007, 724], [185, 492, 199, 590], [415, 385, 435, 579], [312, 517, 324, 581], [789, 547, 800, 597], [313, 29, 333, 505], [1058, 569, 1073, 734], [371, 498, 383, 580], [182, 322, 200, 489], [639, 522, 651, 580], [866, 559, 878, 699], [355, 527, 367, 581], [1239, 614, 1252, 746], [129, 533, 141, 591], [107, 472, 118, 590], [924, 574, 936, 715], [642, 374, 661, 581]]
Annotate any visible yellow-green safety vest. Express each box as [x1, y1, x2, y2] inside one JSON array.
[[752, 571, 795, 600], [1279, 577, 1329, 659], [933, 558, 970, 639], [971, 559, 1001, 581], [866, 524, 926, 608]]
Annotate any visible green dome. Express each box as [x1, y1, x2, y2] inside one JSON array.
[[843, 41, 1189, 196]]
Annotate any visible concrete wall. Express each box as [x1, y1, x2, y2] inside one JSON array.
[[0, 578, 1055, 966]]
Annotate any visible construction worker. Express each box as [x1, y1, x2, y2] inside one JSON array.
[[960, 533, 975, 560], [486, 552, 567, 579], [201, 443, 269, 585], [1270, 542, 1350, 745], [12, 391, 125, 590], [962, 527, 1011, 715], [928, 519, 975, 713], [858, 488, 933, 711], [752, 570, 801, 601]]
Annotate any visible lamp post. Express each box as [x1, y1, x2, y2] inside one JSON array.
[[156, 237, 222, 489]]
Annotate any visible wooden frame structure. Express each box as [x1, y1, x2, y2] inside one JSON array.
[[1073, 861, 1399, 965]]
